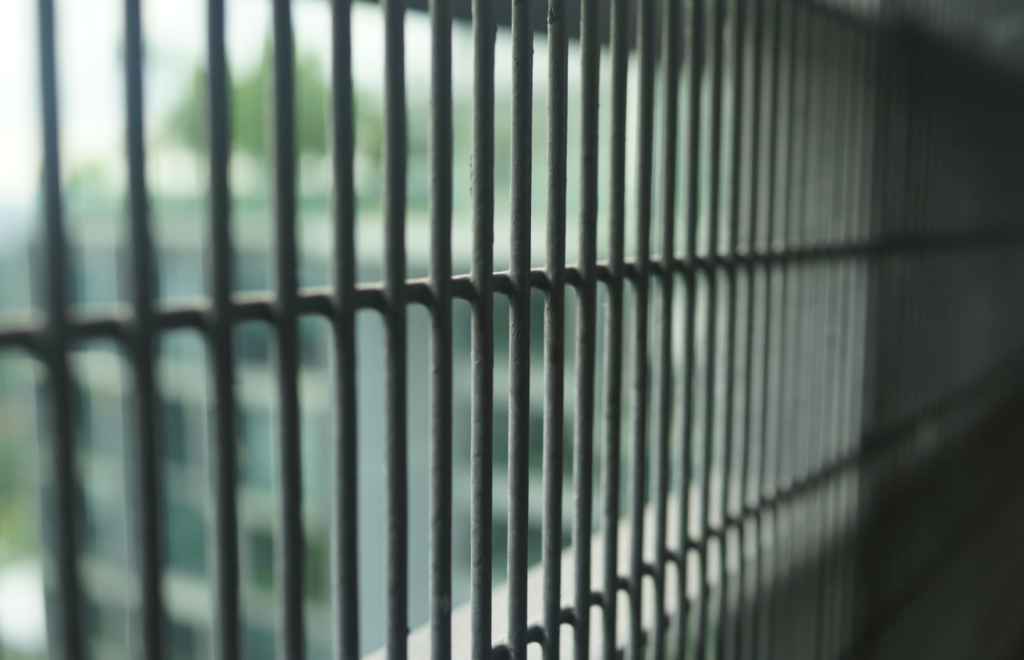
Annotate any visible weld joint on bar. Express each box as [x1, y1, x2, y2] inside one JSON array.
[[451, 275, 477, 303], [692, 255, 723, 272], [641, 562, 659, 581], [159, 306, 207, 331], [405, 279, 436, 308], [75, 315, 130, 340], [563, 266, 583, 290], [354, 286, 388, 312], [589, 591, 605, 610], [0, 328, 42, 354], [526, 625, 546, 647], [741, 504, 762, 518], [559, 607, 577, 627], [232, 293, 275, 323], [491, 272, 516, 298], [296, 290, 335, 317], [529, 268, 551, 292], [705, 527, 725, 541]]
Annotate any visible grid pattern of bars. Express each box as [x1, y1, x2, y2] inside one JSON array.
[[7, 0, 1024, 659]]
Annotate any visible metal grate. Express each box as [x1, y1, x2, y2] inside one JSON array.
[[7, 0, 1024, 659]]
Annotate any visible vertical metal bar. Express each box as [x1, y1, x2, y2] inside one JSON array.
[[733, 1, 765, 657], [836, 30, 874, 656], [543, 0, 568, 650], [573, 0, 601, 651], [870, 29, 910, 651], [814, 20, 851, 659], [206, 0, 240, 657], [821, 258, 854, 660], [819, 22, 844, 657], [469, 0, 494, 649], [811, 25, 839, 660], [771, 5, 809, 656], [790, 12, 823, 660], [429, 0, 453, 653], [828, 261, 858, 660], [124, 0, 164, 656], [601, 0, 631, 650], [755, 2, 791, 657], [696, 0, 725, 656], [382, 0, 409, 651], [783, 20, 809, 654], [748, 0, 776, 651], [808, 18, 843, 660], [332, 0, 360, 654], [650, 0, 681, 653], [626, 0, 656, 649], [678, 0, 706, 652], [37, 1, 84, 657], [851, 22, 891, 651], [715, 0, 746, 655], [506, 0, 532, 653], [506, 0, 532, 654], [270, 1, 304, 657], [888, 41, 935, 660]]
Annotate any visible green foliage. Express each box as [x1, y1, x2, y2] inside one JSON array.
[[63, 161, 114, 197], [0, 387, 40, 562], [165, 43, 338, 158]]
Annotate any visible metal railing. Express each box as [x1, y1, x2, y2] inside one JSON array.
[[6, 0, 1024, 659]]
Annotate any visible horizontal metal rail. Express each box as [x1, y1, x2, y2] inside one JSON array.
[[2, 230, 1021, 349]]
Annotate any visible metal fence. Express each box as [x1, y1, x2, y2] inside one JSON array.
[[7, 0, 1024, 659]]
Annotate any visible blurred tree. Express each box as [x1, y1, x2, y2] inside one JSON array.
[[165, 42, 380, 160]]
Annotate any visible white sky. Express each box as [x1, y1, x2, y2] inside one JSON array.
[[0, 0, 451, 209], [0, 1, 42, 212]]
